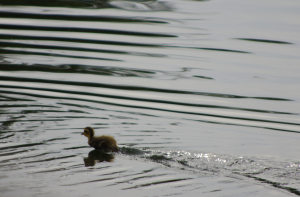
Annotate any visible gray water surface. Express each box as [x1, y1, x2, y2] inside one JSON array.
[[0, 0, 300, 196]]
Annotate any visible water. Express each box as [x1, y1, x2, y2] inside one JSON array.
[[0, 0, 300, 196]]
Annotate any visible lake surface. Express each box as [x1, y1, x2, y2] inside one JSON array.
[[0, 0, 300, 196]]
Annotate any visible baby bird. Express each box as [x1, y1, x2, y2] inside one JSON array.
[[81, 127, 119, 152]]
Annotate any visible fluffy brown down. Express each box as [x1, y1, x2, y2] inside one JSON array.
[[82, 127, 119, 152]]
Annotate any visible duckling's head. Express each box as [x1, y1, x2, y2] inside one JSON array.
[[82, 127, 95, 139]]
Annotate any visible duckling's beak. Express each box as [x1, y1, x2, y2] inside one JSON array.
[[81, 132, 84, 135]]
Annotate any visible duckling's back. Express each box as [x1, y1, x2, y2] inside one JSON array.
[[89, 135, 119, 152]]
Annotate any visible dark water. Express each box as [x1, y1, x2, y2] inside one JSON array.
[[0, 0, 300, 196]]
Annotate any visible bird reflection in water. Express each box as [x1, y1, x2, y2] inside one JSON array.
[[83, 150, 115, 166]]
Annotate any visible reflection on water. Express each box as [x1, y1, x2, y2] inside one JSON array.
[[0, 0, 300, 196], [84, 150, 115, 166]]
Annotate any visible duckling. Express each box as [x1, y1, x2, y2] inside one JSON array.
[[81, 127, 119, 152]]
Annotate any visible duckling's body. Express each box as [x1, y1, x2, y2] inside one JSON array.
[[82, 127, 119, 152]]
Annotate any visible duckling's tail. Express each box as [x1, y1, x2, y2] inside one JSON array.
[[112, 147, 119, 153]]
